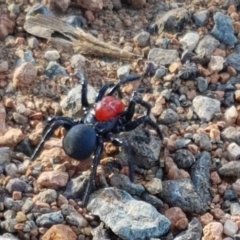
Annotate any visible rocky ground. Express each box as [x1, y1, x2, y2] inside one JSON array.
[[2, 0, 240, 239]]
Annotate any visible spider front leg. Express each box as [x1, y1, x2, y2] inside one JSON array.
[[72, 70, 89, 111], [124, 115, 163, 140], [95, 74, 141, 103], [123, 91, 163, 140], [95, 82, 122, 102], [107, 74, 141, 96], [31, 116, 79, 160], [82, 136, 103, 206]]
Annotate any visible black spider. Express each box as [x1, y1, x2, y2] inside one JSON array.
[[31, 70, 163, 205]]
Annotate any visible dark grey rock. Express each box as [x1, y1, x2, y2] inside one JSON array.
[[6, 178, 32, 194], [174, 218, 202, 240], [159, 109, 179, 124], [195, 35, 220, 55], [226, 52, 240, 73], [63, 175, 88, 199], [64, 205, 88, 228], [193, 133, 212, 151], [60, 203, 75, 216], [159, 179, 206, 213], [87, 188, 170, 240], [133, 31, 150, 47], [159, 232, 174, 240], [175, 138, 192, 149], [22, 198, 35, 213], [222, 91, 235, 107], [148, 48, 179, 65], [160, 89, 171, 100], [221, 126, 240, 145], [4, 198, 24, 211], [112, 0, 122, 10], [144, 61, 160, 76], [66, 214, 87, 228], [223, 189, 238, 201], [191, 151, 212, 203], [5, 163, 18, 177], [44, 61, 67, 79], [119, 127, 161, 169], [14, 138, 33, 158], [141, 192, 164, 209], [110, 173, 145, 196], [153, 8, 190, 34], [211, 12, 237, 46], [178, 62, 197, 80], [181, 50, 194, 63], [154, 67, 167, 79], [196, 77, 208, 93], [35, 189, 57, 203], [193, 10, 209, 27], [218, 161, 240, 177], [234, 233, 240, 240], [0, 147, 12, 166], [222, 0, 240, 8], [155, 168, 164, 180], [173, 149, 195, 168], [36, 211, 64, 227]]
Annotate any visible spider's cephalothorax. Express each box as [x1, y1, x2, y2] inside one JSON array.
[[31, 70, 163, 205]]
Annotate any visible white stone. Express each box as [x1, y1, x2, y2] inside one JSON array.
[[227, 142, 240, 159], [224, 105, 238, 124], [60, 84, 97, 117], [192, 96, 221, 121], [208, 55, 224, 72], [44, 50, 60, 61], [0, 61, 8, 72], [117, 65, 131, 79], [180, 32, 200, 51], [223, 219, 238, 237], [143, 178, 162, 195], [70, 54, 86, 69]]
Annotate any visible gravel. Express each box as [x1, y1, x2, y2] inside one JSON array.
[[1, 0, 240, 239]]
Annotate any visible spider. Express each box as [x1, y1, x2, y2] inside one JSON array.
[[31, 70, 163, 205]]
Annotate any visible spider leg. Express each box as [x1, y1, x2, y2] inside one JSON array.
[[95, 74, 141, 102], [120, 91, 163, 139], [95, 83, 123, 102], [107, 74, 141, 96], [82, 136, 103, 206], [124, 115, 163, 140], [122, 90, 150, 121], [73, 70, 89, 110], [107, 133, 134, 182], [31, 117, 78, 160]]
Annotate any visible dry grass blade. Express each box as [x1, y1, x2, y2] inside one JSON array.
[[24, 14, 141, 60]]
